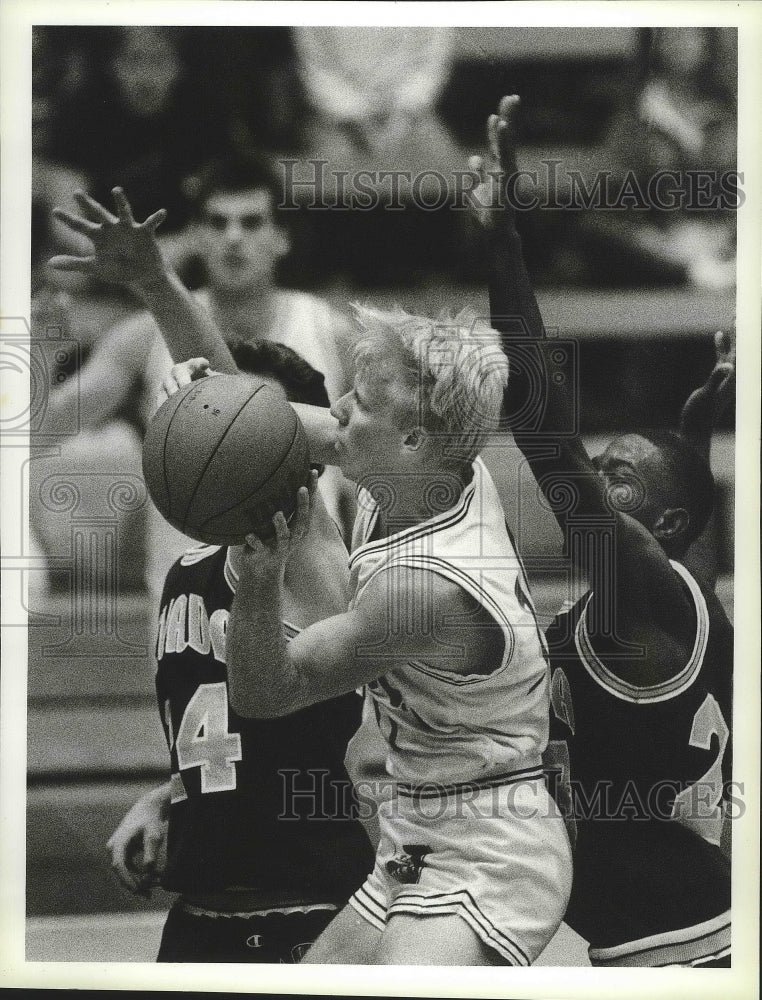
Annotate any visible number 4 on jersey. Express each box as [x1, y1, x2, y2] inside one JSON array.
[[167, 683, 242, 800]]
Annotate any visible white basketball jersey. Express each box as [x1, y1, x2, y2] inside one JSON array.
[[349, 458, 550, 786]]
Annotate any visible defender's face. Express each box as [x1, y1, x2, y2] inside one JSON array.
[[330, 375, 409, 484], [198, 189, 288, 293], [593, 434, 667, 530]]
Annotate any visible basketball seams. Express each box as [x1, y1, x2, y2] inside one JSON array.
[[144, 375, 309, 545], [196, 415, 304, 533], [160, 391, 195, 521], [179, 383, 268, 536]]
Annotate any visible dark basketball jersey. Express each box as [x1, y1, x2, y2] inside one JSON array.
[[545, 560, 732, 964], [154, 544, 373, 903]]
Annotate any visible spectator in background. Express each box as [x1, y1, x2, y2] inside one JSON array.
[[32, 26, 237, 348], [194, 27, 304, 159], [45, 27, 228, 232], [293, 26, 457, 172], [291, 27, 465, 287], [32, 27, 94, 287], [571, 27, 737, 290], [41, 158, 356, 609]]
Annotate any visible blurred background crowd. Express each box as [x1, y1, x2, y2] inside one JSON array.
[[25, 25, 737, 944], [33, 25, 737, 292], [30, 24, 737, 591]]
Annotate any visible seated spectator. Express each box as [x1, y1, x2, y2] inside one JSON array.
[[290, 27, 465, 286], [570, 27, 737, 289], [47, 27, 229, 229]]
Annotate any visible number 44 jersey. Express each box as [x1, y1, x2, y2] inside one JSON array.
[[545, 560, 733, 966], [154, 544, 373, 903]]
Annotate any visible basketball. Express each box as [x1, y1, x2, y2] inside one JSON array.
[[142, 374, 310, 545]]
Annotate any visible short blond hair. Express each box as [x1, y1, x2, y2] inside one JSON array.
[[352, 304, 508, 463]]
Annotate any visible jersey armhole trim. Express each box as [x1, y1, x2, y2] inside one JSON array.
[[383, 554, 516, 684], [575, 561, 709, 704]]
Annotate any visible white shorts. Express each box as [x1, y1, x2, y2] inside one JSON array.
[[349, 772, 573, 965]]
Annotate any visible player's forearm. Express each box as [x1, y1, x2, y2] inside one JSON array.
[[227, 573, 305, 719], [487, 217, 545, 346], [678, 391, 713, 460], [135, 270, 238, 375], [488, 216, 576, 437]]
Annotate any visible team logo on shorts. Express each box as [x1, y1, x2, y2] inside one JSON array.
[[386, 844, 431, 884]]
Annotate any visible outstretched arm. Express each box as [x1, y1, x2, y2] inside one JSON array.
[[679, 330, 735, 462], [679, 330, 736, 588], [49, 188, 238, 374], [472, 97, 576, 449], [473, 98, 601, 536], [476, 97, 693, 681]]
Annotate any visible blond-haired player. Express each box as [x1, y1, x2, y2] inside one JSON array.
[[50, 186, 572, 967], [218, 303, 573, 965]]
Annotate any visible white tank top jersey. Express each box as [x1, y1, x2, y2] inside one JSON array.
[[349, 457, 550, 787]]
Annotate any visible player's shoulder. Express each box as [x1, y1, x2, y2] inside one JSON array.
[[160, 543, 224, 604], [165, 543, 223, 580], [277, 289, 349, 332], [359, 560, 469, 618]]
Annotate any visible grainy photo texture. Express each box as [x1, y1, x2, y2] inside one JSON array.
[[1, 5, 759, 996]]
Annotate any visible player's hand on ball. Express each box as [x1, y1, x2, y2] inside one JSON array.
[[242, 470, 319, 577], [157, 357, 217, 406], [468, 95, 521, 229], [49, 187, 168, 290]]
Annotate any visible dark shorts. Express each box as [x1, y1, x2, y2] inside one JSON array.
[[156, 900, 339, 963], [566, 821, 731, 966]]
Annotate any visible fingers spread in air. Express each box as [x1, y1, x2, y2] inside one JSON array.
[[487, 114, 499, 161], [52, 208, 100, 238], [715, 329, 735, 363], [143, 208, 168, 232], [307, 468, 319, 499], [111, 187, 136, 225], [73, 190, 117, 224], [468, 154, 486, 186], [48, 254, 95, 272], [499, 94, 521, 120]]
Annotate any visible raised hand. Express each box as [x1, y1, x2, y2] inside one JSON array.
[[679, 329, 736, 453], [49, 187, 168, 290], [468, 94, 521, 228]]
